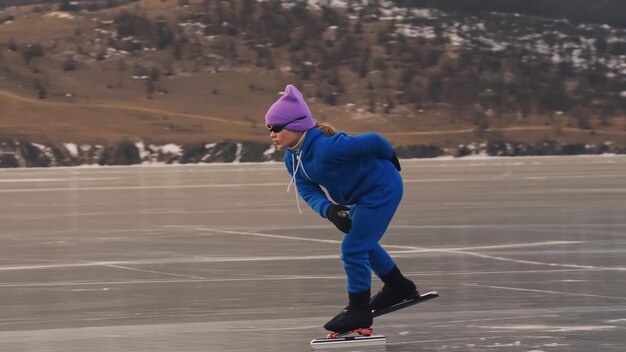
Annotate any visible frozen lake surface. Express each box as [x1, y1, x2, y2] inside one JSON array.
[[0, 156, 625, 351]]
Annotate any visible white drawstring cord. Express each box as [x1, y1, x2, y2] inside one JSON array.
[[287, 153, 303, 214], [299, 155, 313, 181]]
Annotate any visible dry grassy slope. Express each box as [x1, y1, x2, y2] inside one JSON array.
[[0, 1, 625, 147]]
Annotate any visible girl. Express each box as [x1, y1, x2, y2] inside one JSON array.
[[265, 84, 419, 333]]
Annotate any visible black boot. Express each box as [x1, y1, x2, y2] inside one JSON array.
[[370, 265, 418, 312], [324, 289, 373, 333]]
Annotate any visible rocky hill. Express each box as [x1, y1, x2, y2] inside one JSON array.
[[0, 0, 625, 167]]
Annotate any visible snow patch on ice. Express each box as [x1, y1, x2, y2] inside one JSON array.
[[484, 341, 521, 348], [476, 324, 617, 332], [605, 318, 626, 323]]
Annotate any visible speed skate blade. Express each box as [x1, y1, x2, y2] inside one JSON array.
[[310, 334, 386, 349], [372, 291, 439, 318]]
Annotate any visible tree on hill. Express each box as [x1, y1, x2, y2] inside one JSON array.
[[62, 56, 76, 71], [8, 38, 17, 51], [34, 79, 46, 99], [114, 11, 151, 39], [21, 44, 44, 64], [58, 0, 78, 12], [154, 17, 174, 50]]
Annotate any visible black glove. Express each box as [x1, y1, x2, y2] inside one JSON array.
[[326, 204, 352, 234], [390, 151, 401, 172]]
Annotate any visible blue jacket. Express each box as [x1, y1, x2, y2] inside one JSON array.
[[284, 128, 398, 218]]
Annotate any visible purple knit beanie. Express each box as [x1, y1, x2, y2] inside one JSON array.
[[265, 84, 316, 131]]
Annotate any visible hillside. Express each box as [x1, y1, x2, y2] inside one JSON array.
[[0, 0, 625, 152], [411, 0, 626, 28], [4, 0, 626, 27]]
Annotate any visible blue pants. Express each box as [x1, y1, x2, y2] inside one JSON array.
[[341, 171, 403, 293]]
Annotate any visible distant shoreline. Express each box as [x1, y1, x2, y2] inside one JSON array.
[[1, 139, 624, 169]]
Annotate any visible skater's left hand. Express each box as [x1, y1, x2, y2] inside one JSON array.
[[390, 151, 401, 172], [326, 204, 352, 233]]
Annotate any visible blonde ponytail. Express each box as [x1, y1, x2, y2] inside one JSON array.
[[317, 122, 340, 136]]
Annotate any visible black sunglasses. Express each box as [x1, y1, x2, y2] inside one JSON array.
[[267, 116, 307, 133]]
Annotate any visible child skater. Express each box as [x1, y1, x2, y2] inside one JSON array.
[[265, 84, 419, 333]]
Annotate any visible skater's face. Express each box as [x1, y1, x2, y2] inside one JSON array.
[[269, 127, 302, 150]]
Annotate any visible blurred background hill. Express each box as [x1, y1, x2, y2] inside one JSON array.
[[411, 0, 626, 28], [0, 0, 625, 163]]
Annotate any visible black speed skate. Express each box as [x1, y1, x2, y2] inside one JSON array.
[[370, 265, 418, 312], [324, 289, 372, 334], [324, 305, 373, 333], [311, 289, 439, 348]]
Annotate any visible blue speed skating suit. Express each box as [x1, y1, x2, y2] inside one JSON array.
[[284, 127, 402, 293]]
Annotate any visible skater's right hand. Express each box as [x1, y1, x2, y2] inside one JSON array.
[[326, 204, 352, 234]]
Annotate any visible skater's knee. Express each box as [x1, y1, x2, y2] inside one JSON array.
[[340, 250, 368, 265], [341, 238, 375, 257]]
